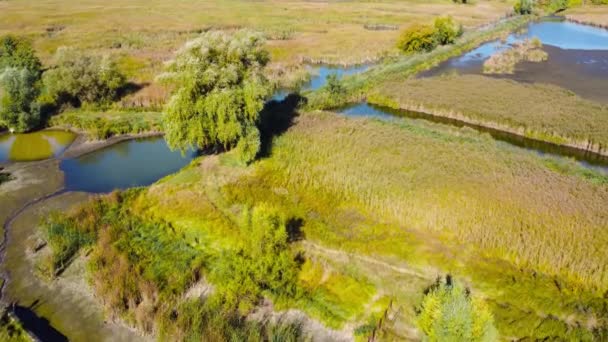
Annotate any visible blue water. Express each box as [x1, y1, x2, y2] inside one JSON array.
[[60, 137, 195, 193], [339, 103, 395, 120], [527, 21, 608, 50], [306, 64, 370, 91]]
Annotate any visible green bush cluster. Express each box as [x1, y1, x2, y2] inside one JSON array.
[[42, 192, 306, 340], [396, 16, 463, 54], [42, 47, 126, 107], [0, 35, 42, 132], [0, 35, 127, 133], [51, 111, 160, 140], [417, 277, 498, 342], [514, 0, 534, 14]]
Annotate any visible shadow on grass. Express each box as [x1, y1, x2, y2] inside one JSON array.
[[258, 93, 305, 158]]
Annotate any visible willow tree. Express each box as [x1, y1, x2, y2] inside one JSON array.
[[159, 30, 271, 163]]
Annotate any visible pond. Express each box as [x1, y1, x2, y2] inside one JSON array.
[[420, 17, 608, 103], [0, 130, 76, 163], [339, 102, 608, 174], [60, 137, 196, 193]]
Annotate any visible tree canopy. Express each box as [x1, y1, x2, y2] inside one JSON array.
[[42, 47, 126, 106], [0, 35, 42, 132], [0, 35, 41, 73], [159, 30, 271, 163]]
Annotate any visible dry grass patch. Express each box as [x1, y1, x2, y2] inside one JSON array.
[[0, 0, 511, 82], [565, 5, 608, 28]]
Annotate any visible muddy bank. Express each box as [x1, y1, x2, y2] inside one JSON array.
[[1, 191, 147, 342]]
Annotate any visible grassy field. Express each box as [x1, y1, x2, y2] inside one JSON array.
[[58, 110, 608, 340], [0, 0, 511, 82], [367, 74, 608, 154], [565, 5, 608, 27]]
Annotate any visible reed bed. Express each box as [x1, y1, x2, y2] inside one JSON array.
[[368, 74, 608, 156]]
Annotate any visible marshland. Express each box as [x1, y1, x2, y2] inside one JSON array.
[[1, 0, 608, 341]]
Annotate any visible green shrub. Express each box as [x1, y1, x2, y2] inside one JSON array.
[[0, 35, 41, 73], [396, 24, 438, 53], [42, 47, 126, 106], [514, 0, 534, 14], [0, 67, 41, 132], [417, 277, 498, 342], [0, 35, 43, 132], [235, 124, 261, 164], [434, 16, 462, 45]]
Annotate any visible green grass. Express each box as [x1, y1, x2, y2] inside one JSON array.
[[50, 109, 162, 139], [367, 74, 608, 155]]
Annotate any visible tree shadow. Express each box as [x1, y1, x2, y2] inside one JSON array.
[[10, 301, 68, 342], [257, 93, 305, 158], [286, 217, 305, 243], [117, 81, 147, 99]]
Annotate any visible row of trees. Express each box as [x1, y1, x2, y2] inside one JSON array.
[[0, 36, 126, 133]]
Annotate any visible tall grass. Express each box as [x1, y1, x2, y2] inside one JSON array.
[[130, 110, 608, 339], [367, 74, 608, 155]]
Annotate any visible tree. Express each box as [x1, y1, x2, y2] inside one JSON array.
[[159, 30, 271, 164], [417, 277, 498, 342], [0, 67, 41, 132], [0, 35, 41, 73], [42, 47, 126, 106], [514, 0, 534, 14], [434, 16, 462, 45], [0, 35, 42, 132], [396, 24, 438, 53]]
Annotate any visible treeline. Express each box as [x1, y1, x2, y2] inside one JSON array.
[[0, 35, 127, 133]]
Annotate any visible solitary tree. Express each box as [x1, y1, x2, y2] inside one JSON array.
[[417, 278, 498, 341], [159, 30, 271, 163]]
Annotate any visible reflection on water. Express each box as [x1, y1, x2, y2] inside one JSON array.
[[0, 130, 76, 162], [61, 137, 195, 193], [274, 64, 370, 101], [420, 18, 608, 103], [339, 102, 608, 174]]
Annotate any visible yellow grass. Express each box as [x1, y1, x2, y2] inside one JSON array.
[[0, 0, 512, 82]]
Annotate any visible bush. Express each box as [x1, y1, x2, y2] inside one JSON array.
[[396, 24, 438, 53], [0, 67, 41, 132], [0, 35, 41, 73], [434, 16, 462, 45], [0, 35, 42, 132], [417, 277, 498, 342], [42, 47, 126, 107], [514, 0, 533, 14]]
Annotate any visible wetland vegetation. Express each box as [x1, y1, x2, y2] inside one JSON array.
[[1, 0, 608, 341]]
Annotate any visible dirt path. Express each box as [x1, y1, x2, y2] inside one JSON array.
[[302, 241, 431, 280]]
